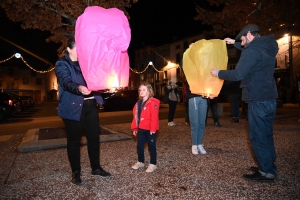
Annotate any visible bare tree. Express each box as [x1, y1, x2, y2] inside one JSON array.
[[194, 0, 300, 38], [1, 0, 138, 53]]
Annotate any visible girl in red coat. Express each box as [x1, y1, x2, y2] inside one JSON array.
[[131, 82, 160, 173]]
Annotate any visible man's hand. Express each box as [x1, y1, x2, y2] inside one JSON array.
[[211, 68, 219, 77], [224, 38, 235, 45]]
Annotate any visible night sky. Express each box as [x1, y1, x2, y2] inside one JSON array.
[[0, 0, 208, 69]]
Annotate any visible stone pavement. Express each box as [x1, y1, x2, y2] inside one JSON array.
[[0, 104, 299, 199]]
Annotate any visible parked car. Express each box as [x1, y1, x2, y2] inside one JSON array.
[[0, 93, 17, 121], [20, 96, 34, 108], [8, 93, 29, 111], [0, 105, 10, 122], [100, 90, 138, 112]]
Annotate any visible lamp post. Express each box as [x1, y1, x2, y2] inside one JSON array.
[[289, 34, 293, 88]]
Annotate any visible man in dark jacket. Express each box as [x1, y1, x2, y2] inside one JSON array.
[[211, 24, 278, 182]]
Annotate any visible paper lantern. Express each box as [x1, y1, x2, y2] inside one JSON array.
[[75, 6, 131, 90], [183, 39, 228, 98]]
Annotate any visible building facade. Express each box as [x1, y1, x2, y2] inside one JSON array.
[[0, 64, 57, 103]]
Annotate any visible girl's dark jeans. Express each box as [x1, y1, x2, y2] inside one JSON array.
[[137, 129, 157, 165]]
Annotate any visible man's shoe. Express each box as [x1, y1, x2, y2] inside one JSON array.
[[92, 167, 111, 177], [71, 171, 81, 185], [214, 121, 222, 127], [230, 118, 239, 123], [243, 171, 274, 183], [132, 161, 145, 170], [250, 166, 259, 172], [184, 122, 189, 126]]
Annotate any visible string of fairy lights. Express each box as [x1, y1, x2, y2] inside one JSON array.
[[129, 61, 179, 74], [0, 53, 56, 73], [0, 54, 179, 74]]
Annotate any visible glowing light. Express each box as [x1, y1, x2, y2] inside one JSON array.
[[14, 53, 21, 58], [106, 72, 120, 88], [167, 61, 177, 69], [149, 61, 153, 65]]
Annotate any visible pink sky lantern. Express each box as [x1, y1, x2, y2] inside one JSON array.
[[75, 6, 131, 90]]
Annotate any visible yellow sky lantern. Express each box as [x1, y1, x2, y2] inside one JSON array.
[[183, 39, 228, 98]]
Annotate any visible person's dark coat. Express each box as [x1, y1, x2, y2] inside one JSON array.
[[218, 34, 278, 102], [228, 81, 242, 102], [55, 55, 103, 121]]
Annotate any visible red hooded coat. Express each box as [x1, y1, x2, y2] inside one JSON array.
[[131, 97, 160, 133]]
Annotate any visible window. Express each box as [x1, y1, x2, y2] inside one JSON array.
[[36, 78, 42, 85], [164, 71, 167, 79], [176, 67, 181, 77], [147, 73, 153, 82], [23, 78, 29, 85], [155, 72, 159, 80], [176, 54, 181, 63], [8, 68, 14, 76], [7, 81, 14, 88], [227, 48, 237, 57], [31, 71, 37, 77]]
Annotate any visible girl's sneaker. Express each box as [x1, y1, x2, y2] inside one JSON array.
[[168, 122, 176, 126], [146, 164, 157, 173], [132, 162, 145, 169]]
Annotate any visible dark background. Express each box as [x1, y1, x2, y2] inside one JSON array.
[[0, 0, 210, 70]]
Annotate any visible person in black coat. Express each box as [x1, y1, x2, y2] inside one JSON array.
[[55, 37, 111, 185], [165, 77, 179, 126], [228, 81, 242, 123]]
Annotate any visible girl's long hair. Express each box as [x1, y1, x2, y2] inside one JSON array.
[[138, 82, 154, 99]]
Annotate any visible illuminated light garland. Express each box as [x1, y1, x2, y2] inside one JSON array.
[[2, 54, 179, 75], [0, 54, 15, 63], [129, 63, 179, 74], [0, 53, 56, 73]]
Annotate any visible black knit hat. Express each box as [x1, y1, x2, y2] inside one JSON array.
[[235, 24, 260, 40]]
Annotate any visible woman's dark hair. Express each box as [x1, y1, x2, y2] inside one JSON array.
[[67, 37, 75, 49], [63, 37, 75, 57]]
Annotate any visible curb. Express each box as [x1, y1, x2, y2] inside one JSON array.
[[18, 126, 132, 153]]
